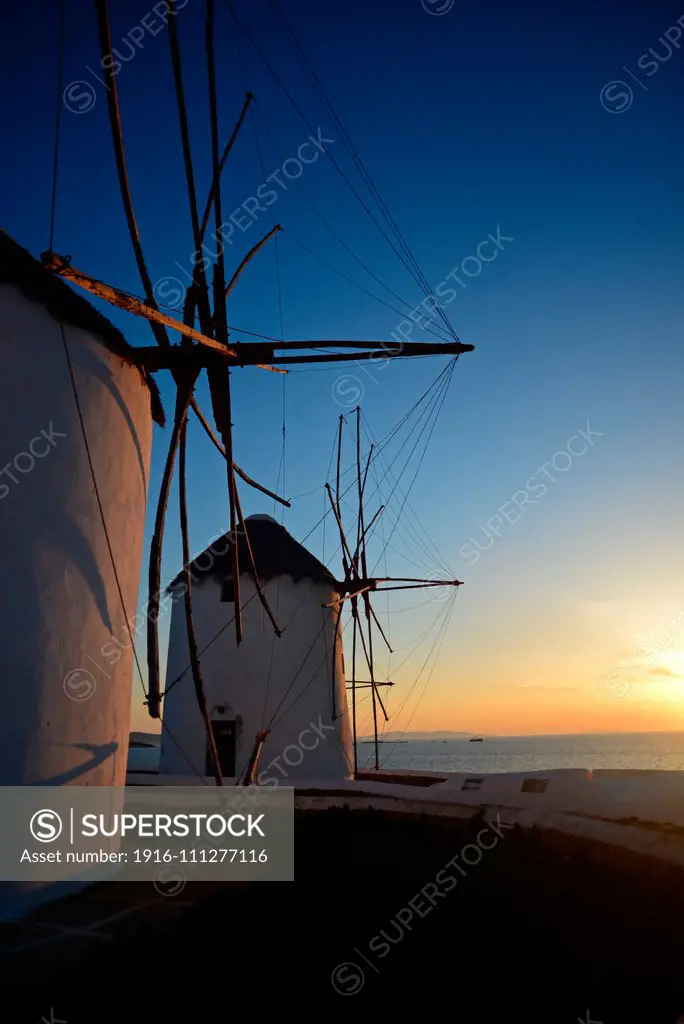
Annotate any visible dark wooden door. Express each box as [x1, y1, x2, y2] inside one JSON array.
[[206, 719, 237, 777]]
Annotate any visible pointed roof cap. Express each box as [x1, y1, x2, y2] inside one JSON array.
[[169, 515, 337, 590]]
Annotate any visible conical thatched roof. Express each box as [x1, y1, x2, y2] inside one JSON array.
[[168, 514, 337, 590]]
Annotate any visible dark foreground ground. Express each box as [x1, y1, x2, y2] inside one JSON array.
[[2, 808, 684, 1023]]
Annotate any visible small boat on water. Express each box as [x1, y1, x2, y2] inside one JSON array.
[[469, 736, 484, 742]]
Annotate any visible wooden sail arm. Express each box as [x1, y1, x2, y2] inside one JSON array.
[[190, 400, 291, 507], [347, 681, 395, 689], [41, 253, 237, 356], [368, 600, 393, 653], [242, 728, 270, 787], [334, 414, 350, 581], [374, 576, 464, 586], [323, 583, 376, 607], [145, 375, 198, 719], [325, 483, 358, 573], [266, 340, 475, 351], [206, 363, 242, 646], [93, 0, 171, 352], [178, 402, 223, 786], [234, 462, 290, 507], [225, 226, 281, 300], [131, 344, 287, 374], [41, 254, 285, 374], [375, 583, 461, 593], [360, 443, 374, 497], [200, 92, 254, 244], [234, 486, 283, 637], [166, 0, 213, 336], [352, 604, 389, 722], [351, 505, 384, 565], [270, 346, 473, 365]]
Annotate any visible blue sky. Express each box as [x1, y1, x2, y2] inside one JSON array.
[[2, 0, 683, 735]]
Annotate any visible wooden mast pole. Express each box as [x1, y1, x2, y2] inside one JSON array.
[[356, 406, 380, 770], [167, 0, 213, 335], [206, 0, 242, 646], [335, 414, 348, 736], [179, 378, 223, 785]]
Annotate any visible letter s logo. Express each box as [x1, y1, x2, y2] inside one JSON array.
[[30, 809, 63, 842]]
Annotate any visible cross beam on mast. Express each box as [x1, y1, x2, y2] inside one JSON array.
[[268, 341, 474, 365], [347, 681, 395, 689], [356, 406, 380, 769], [40, 255, 286, 372], [116, 339, 474, 373]]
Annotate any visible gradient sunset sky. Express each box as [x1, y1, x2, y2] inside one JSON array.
[[2, 0, 683, 736]]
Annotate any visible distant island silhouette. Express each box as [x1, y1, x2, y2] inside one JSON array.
[[358, 731, 482, 741]]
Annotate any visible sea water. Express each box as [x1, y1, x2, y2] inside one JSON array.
[[127, 732, 684, 774]]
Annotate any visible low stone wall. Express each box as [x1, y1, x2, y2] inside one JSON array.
[[434, 768, 684, 826]]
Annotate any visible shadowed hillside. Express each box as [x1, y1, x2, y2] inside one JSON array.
[[4, 809, 684, 1022]]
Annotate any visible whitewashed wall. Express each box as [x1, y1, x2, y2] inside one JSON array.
[[160, 573, 353, 780], [0, 285, 152, 789], [433, 767, 684, 826]]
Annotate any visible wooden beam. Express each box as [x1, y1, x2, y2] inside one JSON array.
[[375, 583, 460, 592], [41, 254, 238, 356], [200, 92, 254, 244], [179, 406, 222, 786], [325, 483, 357, 571], [242, 729, 269, 786], [347, 681, 395, 689], [93, 0, 170, 351], [271, 346, 473, 365], [267, 340, 474, 352], [206, 361, 243, 646], [353, 604, 389, 726], [323, 584, 376, 607], [375, 576, 464, 585], [225, 226, 282, 300], [368, 600, 393, 654], [234, 486, 282, 637], [146, 370, 199, 718], [190, 401, 291, 507], [131, 344, 286, 374]]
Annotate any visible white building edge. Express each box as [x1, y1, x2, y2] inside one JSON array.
[[0, 230, 161, 918]]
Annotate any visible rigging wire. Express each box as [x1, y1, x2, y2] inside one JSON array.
[[379, 592, 459, 767], [223, 0, 455, 317], [250, 93, 452, 341], [360, 410, 453, 572], [163, 587, 261, 698], [346, 361, 455, 560], [160, 719, 208, 784], [358, 440, 446, 577], [369, 360, 458, 573], [284, 233, 452, 342], [49, 0, 66, 253], [58, 322, 148, 704], [296, 360, 454, 549], [267, 0, 459, 342], [357, 591, 456, 770]]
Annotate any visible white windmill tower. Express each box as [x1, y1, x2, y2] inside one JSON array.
[[0, 229, 163, 789], [159, 514, 353, 782]]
